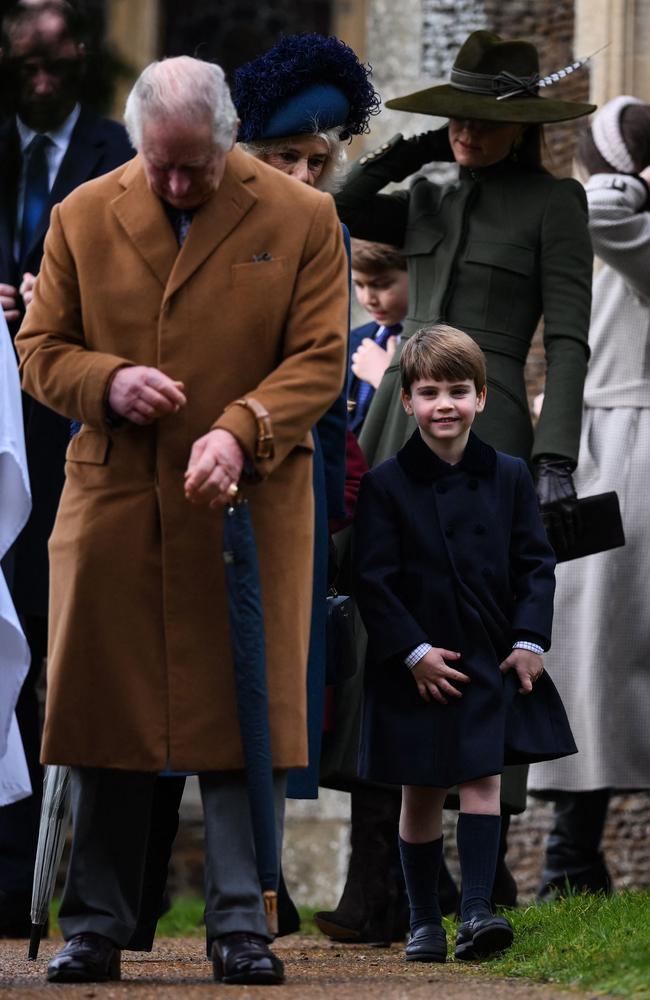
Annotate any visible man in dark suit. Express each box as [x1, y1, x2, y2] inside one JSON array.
[[0, 0, 132, 936]]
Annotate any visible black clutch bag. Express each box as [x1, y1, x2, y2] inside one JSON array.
[[325, 591, 357, 685], [555, 491, 625, 563]]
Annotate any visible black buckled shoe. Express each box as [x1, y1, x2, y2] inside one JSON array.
[[455, 914, 513, 961], [47, 932, 121, 983], [211, 932, 285, 985], [405, 923, 447, 963]]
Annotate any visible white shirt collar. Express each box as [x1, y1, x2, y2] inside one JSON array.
[[16, 103, 81, 155]]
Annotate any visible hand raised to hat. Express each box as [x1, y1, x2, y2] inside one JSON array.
[[184, 428, 245, 509], [365, 125, 454, 182], [534, 455, 581, 554]]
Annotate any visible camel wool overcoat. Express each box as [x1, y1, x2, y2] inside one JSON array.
[[15, 147, 349, 773]]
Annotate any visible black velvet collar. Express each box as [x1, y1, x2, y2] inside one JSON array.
[[396, 429, 496, 483]]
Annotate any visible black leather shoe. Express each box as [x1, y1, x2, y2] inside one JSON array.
[[212, 933, 284, 985], [455, 914, 513, 961], [47, 932, 121, 982], [405, 923, 447, 963]]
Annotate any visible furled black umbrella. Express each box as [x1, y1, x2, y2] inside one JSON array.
[[28, 764, 71, 959], [223, 494, 278, 933]]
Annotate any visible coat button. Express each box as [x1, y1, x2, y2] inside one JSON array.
[[467, 479, 479, 490], [474, 524, 486, 535], [445, 527, 454, 539], [436, 483, 447, 494], [482, 567, 492, 579]]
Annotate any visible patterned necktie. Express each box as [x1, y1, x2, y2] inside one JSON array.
[[354, 323, 402, 420], [20, 133, 51, 265], [169, 209, 193, 247]]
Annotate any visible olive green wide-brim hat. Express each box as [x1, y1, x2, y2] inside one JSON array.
[[386, 30, 596, 124]]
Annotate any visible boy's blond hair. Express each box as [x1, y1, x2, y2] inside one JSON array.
[[400, 324, 486, 394], [351, 238, 407, 275]]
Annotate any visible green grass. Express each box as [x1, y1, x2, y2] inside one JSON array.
[[481, 891, 650, 997], [50, 891, 650, 996]]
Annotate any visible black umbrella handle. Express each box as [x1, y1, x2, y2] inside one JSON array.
[[28, 922, 45, 960]]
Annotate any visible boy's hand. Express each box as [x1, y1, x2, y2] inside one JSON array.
[[351, 336, 398, 389], [411, 648, 469, 704], [500, 649, 543, 695]]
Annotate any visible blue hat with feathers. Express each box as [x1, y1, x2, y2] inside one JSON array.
[[234, 33, 381, 143]]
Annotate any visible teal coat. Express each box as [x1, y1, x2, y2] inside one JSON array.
[[335, 135, 593, 467]]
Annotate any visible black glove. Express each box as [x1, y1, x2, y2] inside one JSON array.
[[386, 126, 454, 181], [534, 456, 581, 555]]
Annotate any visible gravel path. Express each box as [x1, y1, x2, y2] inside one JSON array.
[[0, 935, 601, 999]]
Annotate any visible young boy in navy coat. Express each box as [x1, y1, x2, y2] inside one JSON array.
[[353, 325, 576, 963]]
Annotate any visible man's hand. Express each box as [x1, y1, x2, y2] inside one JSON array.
[[184, 428, 245, 508], [19, 272, 37, 309], [0, 283, 20, 323], [108, 366, 186, 425], [500, 648, 543, 695], [351, 335, 398, 388], [411, 648, 469, 704]]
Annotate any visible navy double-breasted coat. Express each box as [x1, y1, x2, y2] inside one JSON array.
[[353, 429, 576, 788]]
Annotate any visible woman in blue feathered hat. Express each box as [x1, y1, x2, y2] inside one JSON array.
[[234, 32, 380, 191], [233, 32, 383, 933]]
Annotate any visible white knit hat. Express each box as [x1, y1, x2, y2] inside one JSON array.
[[591, 95, 646, 172]]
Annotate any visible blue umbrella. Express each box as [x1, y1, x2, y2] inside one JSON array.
[[223, 496, 278, 934]]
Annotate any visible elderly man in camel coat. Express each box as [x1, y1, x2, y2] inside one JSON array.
[[15, 56, 348, 986]]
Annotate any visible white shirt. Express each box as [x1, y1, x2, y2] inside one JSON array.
[[13, 103, 81, 261]]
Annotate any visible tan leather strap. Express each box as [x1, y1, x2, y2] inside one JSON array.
[[231, 397, 274, 460]]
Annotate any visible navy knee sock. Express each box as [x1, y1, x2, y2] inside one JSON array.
[[457, 813, 501, 921], [398, 836, 443, 931]]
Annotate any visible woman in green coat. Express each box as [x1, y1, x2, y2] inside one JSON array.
[[321, 30, 595, 941]]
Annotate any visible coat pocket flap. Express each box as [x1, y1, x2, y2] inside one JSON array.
[[230, 258, 287, 285], [66, 428, 111, 465], [464, 241, 535, 276], [401, 225, 443, 256]]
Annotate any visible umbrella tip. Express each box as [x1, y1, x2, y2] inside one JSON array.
[[263, 890, 278, 937], [28, 923, 43, 960]]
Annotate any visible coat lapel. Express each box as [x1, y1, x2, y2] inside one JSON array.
[[27, 108, 106, 263], [111, 157, 178, 288], [163, 148, 257, 304]]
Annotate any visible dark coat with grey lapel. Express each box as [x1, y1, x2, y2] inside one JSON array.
[[0, 107, 133, 617], [353, 429, 576, 787]]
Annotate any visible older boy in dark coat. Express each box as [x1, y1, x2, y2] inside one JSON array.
[[353, 325, 575, 963]]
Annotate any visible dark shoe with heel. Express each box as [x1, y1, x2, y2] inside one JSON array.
[[455, 914, 513, 961], [47, 933, 121, 983], [405, 923, 447, 963], [211, 932, 284, 985]]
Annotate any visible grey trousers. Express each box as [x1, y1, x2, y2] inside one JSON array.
[[58, 767, 286, 946]]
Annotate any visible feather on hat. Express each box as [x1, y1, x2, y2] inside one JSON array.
[[386, 31, 596, 124], [234, 33, 381, 142]]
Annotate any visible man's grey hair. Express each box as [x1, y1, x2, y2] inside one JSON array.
[[124, 56, 238, 152], [240, 127, 348, 193]]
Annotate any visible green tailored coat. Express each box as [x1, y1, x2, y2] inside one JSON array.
[[327, 136, 592, 810], [335, 134, 593, 469]]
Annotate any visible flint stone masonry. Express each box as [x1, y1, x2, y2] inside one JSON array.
[[171, 784, 650, 908]]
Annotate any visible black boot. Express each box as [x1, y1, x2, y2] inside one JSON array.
[[314, 786, 409, 945], [536, 790, 612, 901], [491, 812, 517, 909]]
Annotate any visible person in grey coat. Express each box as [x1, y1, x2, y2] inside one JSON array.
[[528, 95, 650, 898]]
